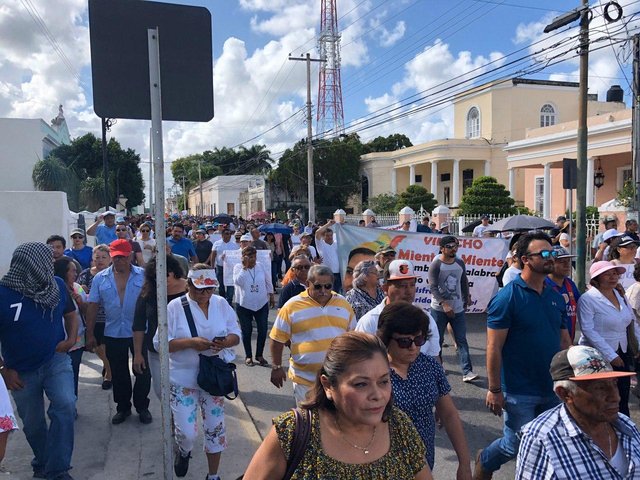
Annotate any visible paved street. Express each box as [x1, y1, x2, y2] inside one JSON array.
[[2, 310, 639, 479]]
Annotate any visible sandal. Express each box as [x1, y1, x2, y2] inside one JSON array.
[[255, 357, 269, 367], [245, 357, 255, 367]]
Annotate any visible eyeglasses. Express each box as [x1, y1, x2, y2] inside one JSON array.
[[312, 283, 333, 290], [293, 265, 311, 270], [71, 235, 83, 239], [443, 243, 459, 249], [526, 249, 558, 259], [195, 287, 215, 293], [139, 229, 150, 233], [116, 228, 127, 232], [392, 335, 427, 349]]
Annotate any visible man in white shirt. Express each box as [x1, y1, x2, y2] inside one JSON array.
[[472, 215, 491, 238], [210, 229, 239, 305], [315, 220, 341, 293], [355, 259, 440, 357]]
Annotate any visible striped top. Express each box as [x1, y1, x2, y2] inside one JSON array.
[[270, 290, 356, 386]]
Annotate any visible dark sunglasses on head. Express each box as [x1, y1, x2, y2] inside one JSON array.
[[526, 249, 558, 259], [312, 283, 332, 290], [392, 335, 427, 349]]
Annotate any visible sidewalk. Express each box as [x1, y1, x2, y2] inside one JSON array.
[[1, 353, 262, 479]]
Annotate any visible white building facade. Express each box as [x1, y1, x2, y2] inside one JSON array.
[[188, 175, 264, 216]]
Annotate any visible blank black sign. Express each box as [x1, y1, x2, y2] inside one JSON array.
[[89, 0, 213, 122], [563, 158, 577, 189]]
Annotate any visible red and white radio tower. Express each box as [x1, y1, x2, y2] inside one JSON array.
[[317, 0, 344, 137]]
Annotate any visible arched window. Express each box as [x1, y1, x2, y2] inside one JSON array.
[[540, 104, 556, 127], [466, 107, 480, 138]]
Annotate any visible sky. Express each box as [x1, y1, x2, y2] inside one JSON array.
[[1, 0, 639, 206]]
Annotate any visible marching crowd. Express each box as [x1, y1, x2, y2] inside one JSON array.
[[0, 211, 639, 479]]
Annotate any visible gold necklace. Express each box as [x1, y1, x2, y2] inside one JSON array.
[[334, 416, 376, 455]]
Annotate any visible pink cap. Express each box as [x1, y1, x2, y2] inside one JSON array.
[[589, 261, 626, 279]]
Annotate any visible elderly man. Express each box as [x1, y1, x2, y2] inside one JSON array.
[[0, 243, 78, 480], [315, 220, 342, 293], [86, 239, 152, 425], [87, 211, 117, 245], [516, 345, 640, 479], [269, 265, 356, 405], [278, 254, 311, 307]]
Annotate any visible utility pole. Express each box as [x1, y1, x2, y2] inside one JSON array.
[[198, 158, 203, 216], [289, 53, 325, 224], [633, 34, 640, 211], [180, 175, 187, 213], [149, 127, 154, 212], [101, 117, 114, 210]]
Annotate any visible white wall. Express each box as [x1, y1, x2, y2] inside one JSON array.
[[0, 191, 77, 275]]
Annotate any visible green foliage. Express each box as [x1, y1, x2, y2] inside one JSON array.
[[395, 185, 437, 212], [269, 134, 363, 218], [366, 193, 400, 214], [362, 134, 412, 153], [617, 179, 634, 208], [34, 133, 145, 211], [458, 176, 516, 215], [514, 206, 535, 215]]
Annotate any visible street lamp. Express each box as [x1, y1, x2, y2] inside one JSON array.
[[594, 159, 605, 188]]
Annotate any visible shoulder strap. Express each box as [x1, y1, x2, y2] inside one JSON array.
[[283, 408, 311, 480], [180, 295, 199, 338]]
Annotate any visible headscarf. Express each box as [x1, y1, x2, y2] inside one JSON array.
[[0, 242, 61, 309]]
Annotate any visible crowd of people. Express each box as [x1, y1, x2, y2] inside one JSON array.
[[0, 211, 639, 480]]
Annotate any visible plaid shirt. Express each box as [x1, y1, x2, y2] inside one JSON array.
[[516, 404, 640, 479], [345, 286, 385, 320]]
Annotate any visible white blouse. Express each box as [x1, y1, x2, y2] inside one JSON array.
[[577, 287, 636, 362], [154, 293, 241, 389], [233, 263, 273, 311]]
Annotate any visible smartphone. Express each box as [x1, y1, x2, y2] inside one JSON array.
[[213, 336, 225, 341]]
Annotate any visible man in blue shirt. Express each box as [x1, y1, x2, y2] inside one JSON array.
[[86, 239, 152, 425], [86, 211, 117, 245], [166, 223, 197, 263], [474, 232, 571, 479], [0, 242, 78, 480]]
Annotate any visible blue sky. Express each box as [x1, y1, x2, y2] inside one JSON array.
[[1, 0, 638, 202]]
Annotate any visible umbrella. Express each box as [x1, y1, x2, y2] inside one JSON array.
[[486, 215, 555, 233], [212, 214, 233, 224], [248, 211, 269, 220], [462, 219, 485, 234], [258, 223, 293, 234]]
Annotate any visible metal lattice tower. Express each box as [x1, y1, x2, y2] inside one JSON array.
[[317, 0, 344, 137]]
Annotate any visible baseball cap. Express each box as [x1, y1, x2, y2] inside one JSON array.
[[109, 239, 132, 257], [556, 215, 567, 222], [602, 229, 622, 242], [440, 222, 449, 228], [187, 269, 219, 289], [377, 245, 396, 255], [102, 211, 115, 217], [481, 214, 489, 220], [439, 235, 458, 247], [70, 228, 85, 237], [603, 215, 617, 224], [115, 216, 126, 223], [240, 233, 252, 242], [384, 259, 417, 281], [612, 235, 640, 247], [550, 345, 635, 382], [553, 246, 576, 259], [589, 260, 626, 279]]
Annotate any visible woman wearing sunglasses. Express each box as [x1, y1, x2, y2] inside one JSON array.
[[377, 301, 471, 477], [134, 222, 156, 265], [345, 260, 384, 320]]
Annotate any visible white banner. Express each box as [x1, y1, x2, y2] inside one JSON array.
[[222, 249, 271, 286], [335, 224, 509, 313]]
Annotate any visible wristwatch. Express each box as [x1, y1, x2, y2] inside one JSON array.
[[271, 364, 282, 370]]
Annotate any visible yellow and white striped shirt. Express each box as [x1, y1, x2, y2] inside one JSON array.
[[270, 290, 356, 386]]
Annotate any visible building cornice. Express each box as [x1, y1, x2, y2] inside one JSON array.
[[507, 135, 630, 163]]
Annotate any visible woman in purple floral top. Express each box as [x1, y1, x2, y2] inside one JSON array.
[[0, 375, 18, 461]]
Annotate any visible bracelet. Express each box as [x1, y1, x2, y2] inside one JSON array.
[[488, 387, 502, 394], [271, 365, 283, 370]]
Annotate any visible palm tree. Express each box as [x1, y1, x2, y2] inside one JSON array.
[[238, 144, 273, 174]]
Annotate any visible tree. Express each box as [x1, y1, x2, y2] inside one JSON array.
[[458, 176, 516, 215], [395, 185, 437, 213], [34, 133, 145, 211], [363, 133, 413, 153], [170, 154, 222, 193], [366, 193, 400, 214]]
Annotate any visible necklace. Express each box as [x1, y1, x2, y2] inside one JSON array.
[[334, 416, 376, 455], [607, 424, 614, 458]]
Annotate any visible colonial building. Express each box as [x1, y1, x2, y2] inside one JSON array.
[[359, 79, 625, 211], [188, 175, 263, 216], [238, 177, 307, 219]]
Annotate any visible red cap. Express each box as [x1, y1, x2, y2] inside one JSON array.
[[109, 239, 132, 257]]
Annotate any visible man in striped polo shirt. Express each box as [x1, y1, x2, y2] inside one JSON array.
[[269, 264, 356, 405]]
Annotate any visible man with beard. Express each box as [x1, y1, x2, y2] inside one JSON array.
[[474, 232, 571, 479]]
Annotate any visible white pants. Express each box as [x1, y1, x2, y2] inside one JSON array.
[[170, 384, 226, 455], [293, 382, 310, 406], [147, 351, 161, 400]]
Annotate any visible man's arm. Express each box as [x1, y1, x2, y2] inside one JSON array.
[[269, 340, 287, 388], [485, 327, 508, 416], [315, 220, 335, 241], [86, 215, 103, 236]]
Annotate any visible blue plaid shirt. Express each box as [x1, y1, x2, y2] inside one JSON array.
[[516, 403, 640, 479]]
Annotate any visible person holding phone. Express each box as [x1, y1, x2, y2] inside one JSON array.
[[233, 246, 274, 367]]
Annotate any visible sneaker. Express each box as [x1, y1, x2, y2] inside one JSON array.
[[205, 475, 220, 480], [111, 410, 131, 424], [32, 469, 46, 479], [462, 372, 479, 383], [174, 451, 191, 477], [473, 449, 493, 480], [138, 409, 153, 424]]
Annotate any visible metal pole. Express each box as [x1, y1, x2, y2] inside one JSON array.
[[305, 53, 315, 224], [101, 118, 109, 210], [182, 175, 187, 214], [149, 127, 154, 212], [575, 0, 589, 291], [633, 34, 640, 211], [198, 159, 203, 217], [148, 27, 172, 480]]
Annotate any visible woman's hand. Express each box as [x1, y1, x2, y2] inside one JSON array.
[[191, 337, 215, 351], [610, 356, 624, 368], [269, 293, 275, 308], [133, 353, 146, 374]]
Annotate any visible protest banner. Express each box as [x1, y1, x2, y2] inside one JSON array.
[[335, 224, 509, 313], [223, 249, 271, 286]]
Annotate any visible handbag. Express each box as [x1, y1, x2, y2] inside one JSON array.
[[180, 296, 239, 400]]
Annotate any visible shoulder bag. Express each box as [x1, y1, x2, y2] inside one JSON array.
[[180, 296, 238, 400]]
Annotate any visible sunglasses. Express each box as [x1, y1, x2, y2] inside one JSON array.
[[392, 335, 427, 349], [116, 228, 127, 232], [139, 229, 150, 233], [71, 235, 83, 239], [443, 243, 459, 249], [526, 249, 558, 259], [195, 287, 215, 293], [312, 283, 333, 290], [294, 265, 311, 270]]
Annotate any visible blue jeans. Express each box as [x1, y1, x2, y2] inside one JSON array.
[[11, 352, 76, 479], [215, 266, 234, 305], [480, 392, 558, 473], [432, 309, 473, 375]]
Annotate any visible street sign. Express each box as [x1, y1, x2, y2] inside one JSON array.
[[563, 158, 577, 189], [89, 0, 214, 121]]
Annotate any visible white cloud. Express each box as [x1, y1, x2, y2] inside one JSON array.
[[379, 21, 406, 48]]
